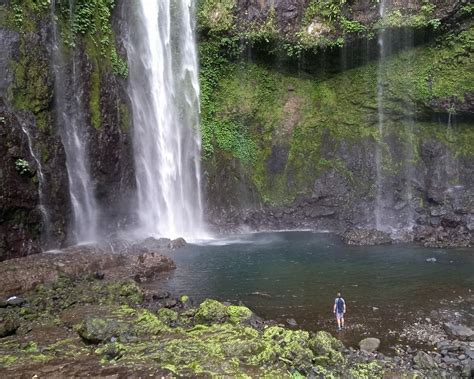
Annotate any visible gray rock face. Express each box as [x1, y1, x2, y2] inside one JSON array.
[[413, 351, 438, 370], [342, 228, 392, 246], [0, 3, 136, 260], [359, 337, 380, 353], [443, 323, 474, 341], [0, 310, 20, 337]]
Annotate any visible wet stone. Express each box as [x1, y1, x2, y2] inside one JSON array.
[[6, 296, 26, 307], [443, 323, 474, 341], [359, 338, 380, 353]]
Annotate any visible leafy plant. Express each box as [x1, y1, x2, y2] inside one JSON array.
[[57, 0, 128, 78], [15, 158, 31, 176]]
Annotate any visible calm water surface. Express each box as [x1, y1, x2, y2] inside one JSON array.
[[151, 231, 473, 347]]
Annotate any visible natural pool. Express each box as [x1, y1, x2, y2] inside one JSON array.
[[151, 231, 473, 348]]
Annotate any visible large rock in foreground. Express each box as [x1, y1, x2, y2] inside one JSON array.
[[359, 337, 381, 353], [0, 238, 176, 298]]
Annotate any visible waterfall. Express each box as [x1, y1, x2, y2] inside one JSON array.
[[51, 0, 100, 244], [16, 116, 52, 248], [374, 1, 415, 235], [125, 0, 207, 240], [374, 0, 388, 232]]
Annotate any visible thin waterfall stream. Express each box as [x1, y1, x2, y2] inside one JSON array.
[[375, 0, 388, 232], [16, 115, 52, 249], [51, 0, 100, 244]]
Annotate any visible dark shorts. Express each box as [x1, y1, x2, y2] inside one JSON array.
[[336, 312, 344, 320]]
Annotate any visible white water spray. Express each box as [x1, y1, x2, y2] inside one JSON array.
[[125, 0, 207, 240]]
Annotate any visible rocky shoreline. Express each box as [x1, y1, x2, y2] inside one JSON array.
[[0, 245, 472, 378]]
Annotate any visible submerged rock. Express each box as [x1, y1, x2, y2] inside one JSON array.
[[342, 229, 392, 246], [443, 323, 474, 341], [168, 237, 187, 250], [359, 337, 381, 353]]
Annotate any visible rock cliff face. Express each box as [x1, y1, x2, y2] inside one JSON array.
[[0, 0, 472, 259], [0, 1, 135, 259], [198, 0, 473, 245]]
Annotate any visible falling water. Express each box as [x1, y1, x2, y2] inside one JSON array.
[[17, 117, 52, 248], [374, 0, 388, 231], [51, 0, 100, 244], [125, 0, 206, 240], [375, 1, 415, 235]]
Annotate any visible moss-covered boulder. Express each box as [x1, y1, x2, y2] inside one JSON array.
[[310, 330, 345, 366], [156, 308, 179, 327], [194, 299, 229, 324], [251, 326, 314, 371], [227, 305, 253, 325], [76, 317, 121, 344]]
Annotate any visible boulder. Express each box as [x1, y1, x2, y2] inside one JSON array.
[[169, 238, 187, 250], [443, 323, 474, 341], [413, 351, 438, 370], [77, 317, 121, 343], [462, 360, 474, 378], [0, 312, 20, 338], [227, 305, 253, 325], [311, 331, 344, 356], [359, 337, 381, 353], [195, 299, 228, 324], [6, 296, 26, 307]]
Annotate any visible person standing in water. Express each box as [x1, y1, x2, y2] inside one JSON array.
[[333, 292, 346, 331]]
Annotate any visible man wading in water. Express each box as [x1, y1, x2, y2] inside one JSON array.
[[333, 292, 346, 331]]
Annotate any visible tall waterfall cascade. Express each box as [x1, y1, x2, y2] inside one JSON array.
[[125, 0, 207, 240], [51, 0, 100, 244], [374, 0, 415, 234]]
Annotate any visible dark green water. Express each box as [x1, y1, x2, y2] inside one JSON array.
[[152, 231, 473, 347]]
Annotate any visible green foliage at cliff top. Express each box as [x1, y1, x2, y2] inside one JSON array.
[[197, 0, 445, 53]]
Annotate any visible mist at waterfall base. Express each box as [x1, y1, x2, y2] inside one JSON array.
[[150, 231, 474, 347]]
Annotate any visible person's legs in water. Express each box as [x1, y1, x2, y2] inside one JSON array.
[[336, 312, 343, 331]]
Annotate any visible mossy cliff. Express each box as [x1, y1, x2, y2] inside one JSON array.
[[198, 0, 473, 241], [0, 0, 134, 259]]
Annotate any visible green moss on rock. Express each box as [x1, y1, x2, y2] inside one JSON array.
[[227, 305, 253, 325], [156, 308, 179, 327], [195, 299, 228, 324], [200, 25, 474, 207]]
